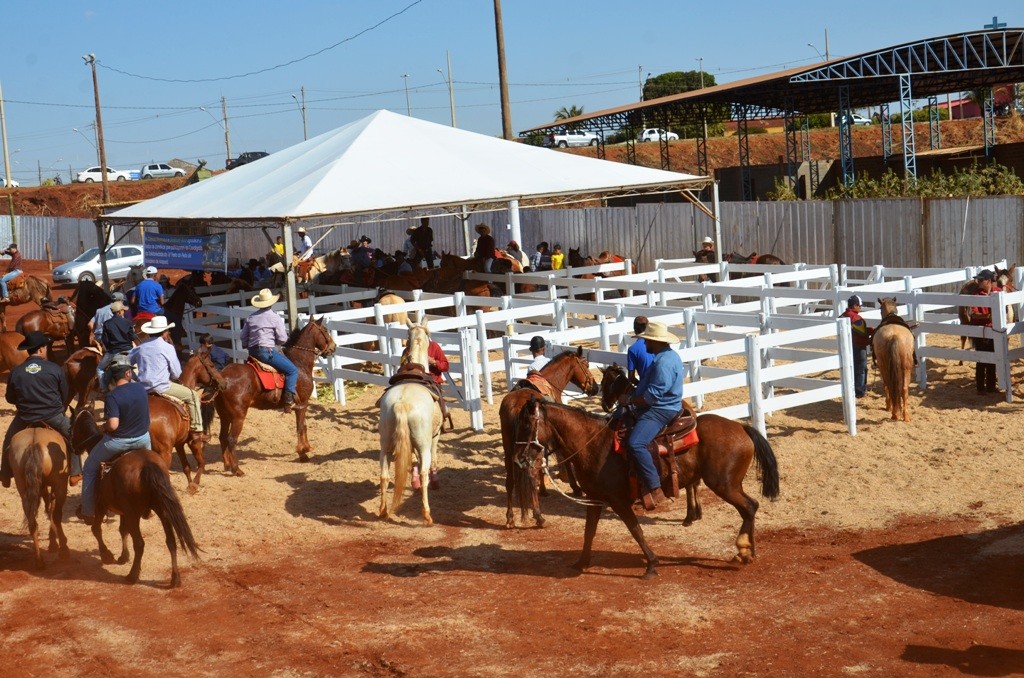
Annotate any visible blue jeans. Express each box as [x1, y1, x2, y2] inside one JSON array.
[[1, 269, 21, 298], [81, 432, 151, 517], [852, 345, 868, 397], [249, 346, 299, 394], [626, 406, 679, 495]]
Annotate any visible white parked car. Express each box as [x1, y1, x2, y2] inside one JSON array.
[[638, 128, 679, 142], [841, 113, 872, 126], [140, 163, 186, 179], [545, 130, 599, 148], [1, 176, 19, 188], [52, 244, 145, 284], [76, 166, 132, 183]]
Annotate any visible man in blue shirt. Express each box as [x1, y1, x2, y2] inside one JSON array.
[[627, 321, 684, 511], [129, 266, 165, 322], [626, 316, 654, 384], [199, 333, 231, 371]]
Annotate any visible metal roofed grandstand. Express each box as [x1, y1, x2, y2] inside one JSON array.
[[522, 28, 1024, 198]]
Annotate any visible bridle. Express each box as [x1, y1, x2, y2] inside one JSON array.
[[600, 365, 633, 412], [288, 320, 336, 357], [570, 353, 599, 397]]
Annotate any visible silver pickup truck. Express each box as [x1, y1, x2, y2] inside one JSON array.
[[545, 130, 599, 148]]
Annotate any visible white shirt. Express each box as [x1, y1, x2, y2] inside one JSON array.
[[527, 354, 551, 373], [298, 233, 314, 261]]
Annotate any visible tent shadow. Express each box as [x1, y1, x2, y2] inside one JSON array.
[[900, 643, 1024, 676], [853, 522, 1024, 611]]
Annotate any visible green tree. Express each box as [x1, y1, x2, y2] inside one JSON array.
[[640, 71, 726, 138], [554, 105, 584, 130]]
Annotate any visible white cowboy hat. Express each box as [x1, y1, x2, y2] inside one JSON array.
[[141, 315, 175, 335], [635, 321, 678, 344], [702, 236, 714, 245], [251, 288, 280, 308]]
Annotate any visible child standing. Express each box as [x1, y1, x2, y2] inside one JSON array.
[[550, 244, 565, 270], [840, 294, 872, 398]]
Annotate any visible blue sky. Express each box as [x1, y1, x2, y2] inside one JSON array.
[[2, 1, 1020, 183]]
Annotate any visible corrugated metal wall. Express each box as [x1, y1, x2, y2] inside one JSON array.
[[13, 196, 1024, 270]]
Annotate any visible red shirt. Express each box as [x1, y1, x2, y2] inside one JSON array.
[[6, 249, 22, 273], [970, 289, 992, 327], [402, 341, 449, 384]]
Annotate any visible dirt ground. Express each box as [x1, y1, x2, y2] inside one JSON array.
[[2, 260, 1024, 676]]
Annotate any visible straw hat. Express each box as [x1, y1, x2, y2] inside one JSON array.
[[141, 315, 175, 335], [109, 300, 125, 313], [635, 321, 678, 344], [251, 288, 280, 308], [475, 224, 491, 235], [702, 236, 714, 245]]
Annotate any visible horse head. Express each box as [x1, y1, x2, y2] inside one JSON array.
[[71, 408, 103, 455], [196, 349, 227, 391], [512, 396, 547, 508], [996, 265, 1016, 292], [176, 276, 203, 308], [567, 247, 587, 267], [879, 297, 899, 317], [599, 363, 631, 412], [568, 345, 599, 396], [693, 249, 715, 264]]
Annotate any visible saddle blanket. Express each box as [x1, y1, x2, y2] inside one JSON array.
[[247, 358, 284, 391]]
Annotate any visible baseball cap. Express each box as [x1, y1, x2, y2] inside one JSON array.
[[976, 269, 995, 281], [111, 291, 126, 302], [847, 294, 862, 308], [529, 336, 545, 351], [144, 265, 158, 276], [107, 362, 133, 382]]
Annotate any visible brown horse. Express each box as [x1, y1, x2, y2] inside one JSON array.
[[0, 331, 29, 377], [8, 426, 70, 568], [148, 393, 208, 495], [724, 251, 789, 283], [71, 409, 200, 587], [179, 350, 228, 439], [692, 248, 719, 283], [0, 275, 51, 330], [512, 395, 779, 578], [214, 317, 336, 476], [873, 297, 915, 422], [500, 348, 599, 528], [17, 301, 76, 352], [63, 347, 102, 411]]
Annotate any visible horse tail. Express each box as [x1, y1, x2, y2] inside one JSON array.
[[882, 334, 909, 415], [388, 401, 413, 515], [742, 425, 780, 500], [21, 441, 45, 535], [141, 461, 199, 559]]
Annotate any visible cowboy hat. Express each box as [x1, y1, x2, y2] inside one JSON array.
[[251, 288, 280, 308], [141, 315, 175, 334], [109, 300, 125, 313], [702, 236, 714, 245], [475, 224, 491, 234], [296, 227, 307, 233], [635, 321, 678, 344], [17, 331, 52, 352], [406, 226, 416, 234]]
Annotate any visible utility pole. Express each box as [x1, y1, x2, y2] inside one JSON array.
[[221, 96, 232, 163], [401, 74, 411, 116], [824, 28, 830, 61], [292, 87, 308, 140], [638, 65, 644, 101], [697, 57, 704, 88], [445, 51, 456, 127], [83, 54, 110, 204], [493, 0, 513, 139], [0, 82, 12, 192]]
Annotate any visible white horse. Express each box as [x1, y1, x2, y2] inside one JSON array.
[[378, 321, 442, 525]]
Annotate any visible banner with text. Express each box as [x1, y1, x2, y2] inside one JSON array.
[[144, 231, 227, 272]]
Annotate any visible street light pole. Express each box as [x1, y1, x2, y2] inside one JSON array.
[[83, 54, 110, 204], [291, 87, 308, 140], [401, 74, 412, 116], [437, 51, 457, 128], [696, 57, 704, 88]]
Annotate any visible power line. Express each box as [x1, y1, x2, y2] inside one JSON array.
[[96, 0, 425, 83]]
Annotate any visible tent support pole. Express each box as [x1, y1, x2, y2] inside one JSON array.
[[712, 182, 722, 264], [461, 206, 471, 257], [282, 222, 299, 329], [508, 199, 521, 251]]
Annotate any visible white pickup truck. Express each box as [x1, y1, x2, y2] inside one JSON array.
[[545, 130, 599, 148]]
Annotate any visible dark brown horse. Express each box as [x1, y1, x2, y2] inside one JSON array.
[[500, 348, 599, 528], [724, 251, 788, 282], [692, 248, 719, 283], [16, 300, 76, 352], [179, 350, 228, 439], [63, 347, 102, 410], [132, 275, 202, 348], [71, 409, 200, 587], [214, 317, 336, 476], [512, 389, 780, 578], [0, 275, 51, 330], [69, 281, 112, 349]]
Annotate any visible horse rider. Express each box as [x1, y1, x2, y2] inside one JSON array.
[[77, 362, 152, 525], [130, 266, 165, 322], [400, 333, 451, 489], [296, 227, 315, 261], [411, 216, 435, 269], [129, 316, 205, 443], [241, 288, 299, 409], [505, 241, 531, 271], [0, 242, 23, 302], [627, 316, 654, 384], [626, 321, 683, 512], [350, 236, 374, 285], [840, 295, 873, 399], [89, 290, 127, 347], [969, 269, 998, 394], [97, 300, 138, 391], [527, 335, 550, 373], [0, 332, 79, 488], [473, 224, 496, 272], [700, 236, 715, 254], [198, 333, 231, 371]]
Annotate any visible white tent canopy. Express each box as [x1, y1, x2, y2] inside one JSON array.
[[108, 109, 710, 223]]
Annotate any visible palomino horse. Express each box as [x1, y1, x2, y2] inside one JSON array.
[[513, 396, 780, 578], [0, 331, 29, 377], [378, 321, 443, 525], [0, 275, 51, 330], [213, 317, 336, 476], [69, 281, 112, 349], [500, 347, 599, 528], [873, 297, 915, 422], [957, 266, 1016, 355], [179, 350, 228, 439], [8, 426, 70, 568], [71, 409, 199, 587]]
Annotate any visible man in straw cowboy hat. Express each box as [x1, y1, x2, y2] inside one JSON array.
[[241, 288, 299, 408], [0, 332, 79, 488], [473, 223, 496, 272], [626, 321, 684, 511], [129, 315, 205, 442], [296, 227, 315, 261]]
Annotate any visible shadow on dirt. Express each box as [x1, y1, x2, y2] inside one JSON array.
[[901, 643, 1024, 676], [854, 522, 1024, 611]]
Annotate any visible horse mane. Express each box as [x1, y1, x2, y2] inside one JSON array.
[[536, 396, 607, 423], [283, 321, 310, 349]]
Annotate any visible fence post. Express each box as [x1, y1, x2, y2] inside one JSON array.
[[758, 311, 774, 407], [229, 313, 241, 358], [547, 274, 557, 301], [460, 327, 484, 431], [657, 268, 667, 307], [412, 288, 423, 322], [624, 259, 634, 297], [684, 307, 703, 410], [615, 305, 626, 350], [454, 291, 466, 318], [554, 299, 568, 332], [599, 316, 610, 351], [502, 335, 515, 388], [909, 287, 928, 388], [993, 290, 1012, 403], [475, 309, 493, 405], [838, 263, 847, 287], [836, 316, 858, 436], [745, 334, 766, 437]]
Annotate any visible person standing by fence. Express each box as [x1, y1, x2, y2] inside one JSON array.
[[840, 295, 872, 398], [969, 270, 998, 395]]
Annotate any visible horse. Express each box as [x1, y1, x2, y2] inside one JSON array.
[[179, 350, 228, 440], [70, 409, 200, 587], [873, 297, 915, 422], [63, 347, 102, 411], [0, 331, 29, 377], [8, 426, 70, 568], [957, 267, 1016, 355], [692, 248, 719, 283], [512, 394, 780, 578], [500, 347, 599, 528], [0, 275, 51, 330], [213, 317, 336, 476], [148, 393, 209, 495], [378, 321, 443, 525], [157, 275, 203, 349], [69, 280, 111, 349], [16, 299, 76, 353], [724, 251, 788, 282]]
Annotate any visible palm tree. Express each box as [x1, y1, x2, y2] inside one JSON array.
[[554, 105, 584, 121]]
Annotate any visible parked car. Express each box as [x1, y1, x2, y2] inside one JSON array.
[[51, 244, 145, 284], [140, 163, 186, 179], [638, 128, 679, 142], [226, 151, 269, 170], [841, 113, 872, 126], [1, 177, 18, 188], [545, 131, 599, 148], [76, 166, 132, 183]]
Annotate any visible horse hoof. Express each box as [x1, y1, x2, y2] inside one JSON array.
[[423, 516, 433, 526], [505, 520, 515, 529], [538, 487, 548, 497], [535, 516, 546, 529], [570, 489, 583, 498], [117, 554, 130, 565], [297, 454, 310, 463], [732, 552, 754, 565], [187, 483, 199, 496], [641, 569, 659, 580], [124, 572, 139, 585], [571, 561, 587, 573], [100, 552, 116, 565], [170, 573, 182, 588], [233, 468, 245, 478], [682, 518, 694, 527], [59, 547, 70, 560]]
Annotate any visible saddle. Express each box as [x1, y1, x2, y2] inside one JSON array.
[[377, 363, 454, 431], [611, 402, 699, 501], [510, 373, 557, 402], [39, 304, 73, 334], [150, 392, 190, 423], [246, 357, 285, 391]]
